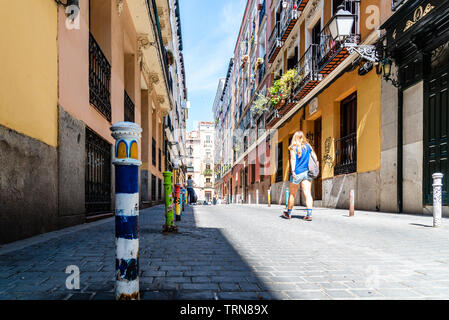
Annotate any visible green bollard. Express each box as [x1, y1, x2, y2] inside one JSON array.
[[163, 171, 177, 232]]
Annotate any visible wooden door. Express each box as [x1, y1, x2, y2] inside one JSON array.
[[424, 47, 449, 205]]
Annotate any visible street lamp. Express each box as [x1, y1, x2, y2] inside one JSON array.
[[381, 57, 401, 88], [328, 4, 355, 41]]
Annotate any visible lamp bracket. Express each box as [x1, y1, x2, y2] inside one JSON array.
[[344, 44, 380, 63]]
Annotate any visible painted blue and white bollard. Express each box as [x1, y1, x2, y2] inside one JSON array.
[[111, 122, 142, 300]]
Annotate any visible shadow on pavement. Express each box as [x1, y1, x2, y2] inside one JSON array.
[[0, 204, 276, 300]]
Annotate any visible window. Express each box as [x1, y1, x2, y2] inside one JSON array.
[[158, 148, 162, 171], [151, 175, 157, 201], [152, 138, 156, 166], [85, 127, 111, 215], [335, 92, 357, 175], [312, 20, 321, 46]]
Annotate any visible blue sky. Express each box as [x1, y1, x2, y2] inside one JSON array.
[[179, 0, 247, 132]]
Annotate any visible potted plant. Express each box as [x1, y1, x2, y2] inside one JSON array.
[[279, 68, 299, 97], [251, 93, 269, 115]]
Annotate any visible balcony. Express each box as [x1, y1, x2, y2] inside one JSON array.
[[258, 0, 266, 26], [297, 0, 310, 12], [316, 1, 360, 76], [280, 0, 299, 42], [204, 182, 213, 189], [334, 132, 357, 176], [89, 33, 111, 121], [203, 169, 213, 176], [268, 21, 282, 63], [292, 44, 322, 100], [124, 90, 135, 122], [265, 104, 282, 129]]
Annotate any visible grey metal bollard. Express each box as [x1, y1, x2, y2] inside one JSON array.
[[349, 189, 355, 217], [432, 173, 443, 227]]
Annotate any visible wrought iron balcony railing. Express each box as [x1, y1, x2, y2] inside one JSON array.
[[89, 33, 111, 121], [297, 0, 310, 12], [259, 0, 266, 26], [292, 44, 322, 100], [268, 21, 282, 63], [280, 0, 299, 42], [316, 1, 360, 76], [124, 90, 135, 122], [334, 132, 357, 176]]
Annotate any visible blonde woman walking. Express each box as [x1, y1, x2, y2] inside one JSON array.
[[282, 131, 318, 221]]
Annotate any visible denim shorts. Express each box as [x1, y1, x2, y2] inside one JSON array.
[[290, 171, 312, 184]]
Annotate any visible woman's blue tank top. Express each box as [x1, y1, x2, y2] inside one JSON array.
[[294, 144, 311, 175]]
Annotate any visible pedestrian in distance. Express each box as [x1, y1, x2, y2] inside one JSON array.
[[186, 175, 196, 205], [283, 131, 319, 221]]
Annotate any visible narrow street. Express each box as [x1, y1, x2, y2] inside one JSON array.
[[1, 205, 449, 300]]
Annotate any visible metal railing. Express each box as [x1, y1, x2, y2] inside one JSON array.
[[280, 0, 299, 39], [316, 1, 360, 72], [89, 32, 111, 121], [293, 44, 321, 95], [124, 90, 135, 122], [259, 0, 266, 26], [268, 21, 282, 61], [85, 127, 111, 215], [334, 132, 357, 176]]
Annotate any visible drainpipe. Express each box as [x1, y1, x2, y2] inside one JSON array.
[[397, 89, 403, 213]]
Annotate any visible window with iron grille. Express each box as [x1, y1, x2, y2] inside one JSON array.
[[124, 90, 135, 122], [275, 141, 283, 182], [152, 138, 156, 166], [89, 33, 111, 121], [85, 127, 111, 215], [151, 175, 157, 201], [335, 92, 357, 176]]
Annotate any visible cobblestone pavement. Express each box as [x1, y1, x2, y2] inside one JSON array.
[[1, 204, 449, 300]]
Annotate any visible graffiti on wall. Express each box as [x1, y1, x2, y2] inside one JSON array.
[[323, 137, 334, 169]]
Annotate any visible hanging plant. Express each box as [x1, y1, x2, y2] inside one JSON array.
[[278, 68, 299, 97], [251, 93, 269, 116]]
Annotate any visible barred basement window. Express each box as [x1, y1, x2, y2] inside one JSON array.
[[85, 127, 112, 215]]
